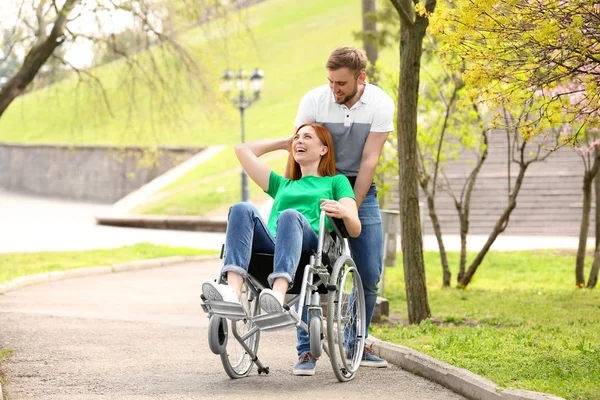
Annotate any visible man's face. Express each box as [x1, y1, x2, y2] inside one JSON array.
[[327, 67, 360, 105]]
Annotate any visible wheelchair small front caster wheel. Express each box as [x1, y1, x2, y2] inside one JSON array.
[[309, 315, 323, 358], [208, 316, 227, 355]]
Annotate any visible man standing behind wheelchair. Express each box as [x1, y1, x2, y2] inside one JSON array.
[[289, 46, 395, 375], [202, 123, 362, 369]]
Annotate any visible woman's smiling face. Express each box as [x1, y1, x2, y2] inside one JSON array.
[[293, 125, 328, 164]]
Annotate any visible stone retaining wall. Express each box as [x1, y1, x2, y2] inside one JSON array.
[[0, 143, 203, 203]]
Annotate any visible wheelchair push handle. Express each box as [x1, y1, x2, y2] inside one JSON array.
[[318, 210, 350, 239]]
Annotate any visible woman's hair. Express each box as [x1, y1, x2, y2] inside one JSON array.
[[288, 123, 336, 181]]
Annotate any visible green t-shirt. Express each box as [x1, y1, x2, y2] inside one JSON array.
[[266, 171, 356, 238]]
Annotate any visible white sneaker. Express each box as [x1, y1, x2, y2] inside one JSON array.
[[259, 289, 284, 313], [202, 280, 240, 304]]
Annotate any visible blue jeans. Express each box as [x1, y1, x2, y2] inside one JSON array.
[[222, 202, 319, 288], [296, 184, 382, 356]]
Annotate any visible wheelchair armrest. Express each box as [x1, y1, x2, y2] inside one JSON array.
[[328, 216, 349, 239]]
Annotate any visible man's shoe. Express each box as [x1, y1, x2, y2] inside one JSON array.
[[202, 280, 240, 304], [292, 352, 317, 376], [259, 289, 284, 313], [360, 345, 388, 368]]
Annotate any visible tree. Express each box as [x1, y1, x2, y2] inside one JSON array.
[[457, 95, 560, 288], [416, 55, 486, 288], [436, 0, 600, 133], [0, 28, 22, 87], [0, 0, 228, 119], [574, 136, 600, 288], [437, 0, 600, 288], [387, 0, 436, 324], [361, 0, 379, 84]]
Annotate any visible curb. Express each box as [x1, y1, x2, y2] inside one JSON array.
[[95, 214, 227, 232], [367, 337, 565, 400], [0, 255, 219, 295]]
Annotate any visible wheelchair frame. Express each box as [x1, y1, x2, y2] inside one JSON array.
[[200, 210, 366, 382]]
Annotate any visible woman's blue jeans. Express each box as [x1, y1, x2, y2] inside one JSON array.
[[296, 184, 382, 357], [222, 202, 319, 288]]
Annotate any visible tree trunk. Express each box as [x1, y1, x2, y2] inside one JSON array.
[[576, 170, 594, 287], [0, 0, 80, 117], [422, 185, 451, 287], [458, 165, 528, 287], [362, 0, 378, 84], [595, 148, 600, 249], [591, 148, 600, 289], [458, 207, 468, 282], [457, 128, 488, 283], [396, 9, 431, 324], [587, 245, 600, 288]]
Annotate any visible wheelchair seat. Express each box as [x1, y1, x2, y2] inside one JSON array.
[[219, 216, 348, 295], [247, 252, 331, 294]]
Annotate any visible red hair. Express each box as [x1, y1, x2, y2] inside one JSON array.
[[288, 123, 336, 180]]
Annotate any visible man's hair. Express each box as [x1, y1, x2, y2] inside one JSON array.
[[326, 46, 367, 78]]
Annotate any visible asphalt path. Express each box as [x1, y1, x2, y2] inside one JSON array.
[[0, 259, 466, 400]]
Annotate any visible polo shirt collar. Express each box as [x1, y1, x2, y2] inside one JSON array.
[[359, 83, 372, 104]]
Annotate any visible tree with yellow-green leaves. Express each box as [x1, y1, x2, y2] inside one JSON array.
[[432, 0, 600, 288], [387, 0, 437, 324], [433, 0, 599, 135]]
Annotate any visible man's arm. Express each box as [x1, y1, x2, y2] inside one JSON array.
[[353, 132, 389, 208]]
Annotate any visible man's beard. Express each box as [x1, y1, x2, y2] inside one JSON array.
[[335, 85, 358, 105]]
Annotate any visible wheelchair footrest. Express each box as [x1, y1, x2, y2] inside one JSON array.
[[253, 311, 297, 331], [202, 300, 247, 320]]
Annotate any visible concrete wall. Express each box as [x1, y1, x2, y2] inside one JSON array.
[[0, 144, 204, 203]]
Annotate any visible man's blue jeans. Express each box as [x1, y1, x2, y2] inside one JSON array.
[[222, 202, 319, 288], [296, 184, 382, 356]]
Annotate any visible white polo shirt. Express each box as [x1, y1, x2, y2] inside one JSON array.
[[294, 83, 395, 177]]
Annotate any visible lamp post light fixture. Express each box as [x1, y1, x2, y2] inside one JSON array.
[[220, 67, 265, 202]]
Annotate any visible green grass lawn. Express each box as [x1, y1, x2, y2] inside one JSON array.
[[378, 250, 600, 400], [0, 243, 217, 285]]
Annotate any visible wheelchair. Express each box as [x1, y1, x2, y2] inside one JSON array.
[[200, 210, 366, 382]]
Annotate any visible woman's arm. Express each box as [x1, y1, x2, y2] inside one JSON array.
[[320, 197, 361, 238], [235, 138, 291, 191]]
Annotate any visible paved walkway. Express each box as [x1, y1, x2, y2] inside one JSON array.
[[0, 259, 466, 400], [0, 189, 224, 253]]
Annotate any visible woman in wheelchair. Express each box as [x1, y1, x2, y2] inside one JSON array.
[[202, 122, 361, 315]]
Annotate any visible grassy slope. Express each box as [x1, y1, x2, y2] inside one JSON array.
[[0, 0, 398, 147], [380, 250, 600, 400], [0, 0, 402, 214]]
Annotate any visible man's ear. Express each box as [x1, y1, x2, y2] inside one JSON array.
[[358, 70, 367, 85]]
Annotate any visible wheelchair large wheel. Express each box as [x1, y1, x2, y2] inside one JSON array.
[[220, 282, 261, 379], [326, 255, 366, 382]]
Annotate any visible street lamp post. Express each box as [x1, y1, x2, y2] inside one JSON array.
[[220, 68, 265, 202]]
